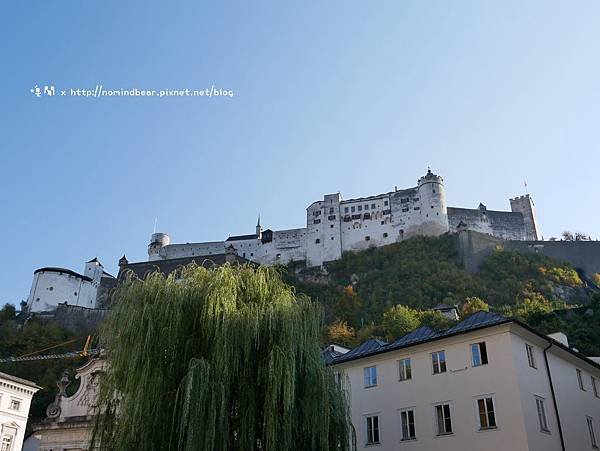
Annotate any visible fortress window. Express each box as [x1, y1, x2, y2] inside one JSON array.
[[381, 221, 385, 225], [350, 206, 355, 212], [330, 224, 334, 228], [48, 286, 54, 291], [352, 214, 361, 220], [74, 292, 77, 296], [331, 237, 334, 240], [413, 198, 419, 202], [315, 239, 320, 244], [329, 207, 334, 214], [365, 236, 370, 241], [344, 207, 349, 213], [432, 188, 436, 193], [414, 207, 420, 211], [384, 200, 389, 206], [383, 209, 391, 215], [383, 233, 388, 238], [371, 203, 376, 209], [364, 204, 369, 210], [328, 215, 336, 220], [313, 219, 321, 224], [358, 205, 362, 212], [402, 207, 409, 212]]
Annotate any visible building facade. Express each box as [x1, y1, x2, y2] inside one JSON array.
[[27, 359, 104, 451], [331, 312, 600, 451], [147, 169, 540, 267], [25, 259, 115, 313], [0, 372, 41, 451]]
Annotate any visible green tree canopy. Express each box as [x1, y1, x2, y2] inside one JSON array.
[[93, 264, 350, 451]]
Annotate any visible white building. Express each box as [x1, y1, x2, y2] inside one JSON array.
[[1, 372, 41, 451], [330, 311, 600, 451], [147, 169, 540, 267], [25, 259, 115, 313], [26, 359, 104, 451]]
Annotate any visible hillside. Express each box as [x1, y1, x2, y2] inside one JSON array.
[[282, 235, 600, 354]]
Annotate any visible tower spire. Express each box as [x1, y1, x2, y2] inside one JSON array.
[[256, 215, 262, 238]]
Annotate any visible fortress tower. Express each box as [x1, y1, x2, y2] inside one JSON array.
[[510, 194, 541, 241], [148, 233, 171, 261], [416, 169, 449, 236]]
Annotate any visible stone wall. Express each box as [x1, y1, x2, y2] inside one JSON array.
[[456, 229, 600, 278]]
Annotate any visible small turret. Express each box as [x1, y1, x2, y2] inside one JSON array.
[[119, 255, 129, 268], [84, 258, 103, 283], [148, 233, 170, 261], [256, 216, 262, 238], [416, 168, 449, 236], [510, 194, 540, 240]]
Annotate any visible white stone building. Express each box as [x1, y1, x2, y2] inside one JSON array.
[[25, 259, 115, 313], [147, 169, 540, 267], [330, 311, 600, 451], [25, 359, 104, 451], [0, 372, 41, 451]]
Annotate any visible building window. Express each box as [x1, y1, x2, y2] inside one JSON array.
[[351, 206, 355, 213], [329, 207, 334, 214], [432, 351, 447, 374], [371, 203, 376, 209], [593, 376, 599, 398], [384, 200, 389, 206], [398, 358, 412, 381], [435, 403, 453, 435], [471, 342, 488, 367], [526, 344, 537, 369], [400, 409, 416, 440], [331, 237, 334, 240], [313, 219, 321, 224], [9, 399, 20, 411], [476, 396, 497, 429], [315, 239, 320, 244], [578, 369, 586, 391], [535, 397, 550, 432], [365, 415, 380, 445], [365, 236, 370, 241], [1, 435, 14, 451], [358, 205, 362, 212], [364, 366, 377, 388], [413, 207, 420, 211], [587, 416, 598, 449], [328, 215, 336, 220], [344, 207, 349, 213], [364, 204, 369, 211]]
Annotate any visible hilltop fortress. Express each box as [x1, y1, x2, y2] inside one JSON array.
[[148, 169, 540, 267]]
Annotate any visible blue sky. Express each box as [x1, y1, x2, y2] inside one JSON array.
[[1, 1, 599, 306]]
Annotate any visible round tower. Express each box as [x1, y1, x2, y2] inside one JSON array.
[[148, 233, 170, 261], [417, 168, 449, 235]]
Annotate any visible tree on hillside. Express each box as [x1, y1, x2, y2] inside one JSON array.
[[93, 264, 350, 451], [325, 320, 356, 348], [461, 297, 490, 317], [381, 305, 420, 340]]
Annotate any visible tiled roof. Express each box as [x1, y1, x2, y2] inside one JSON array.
[[332, 311, 510, 364]]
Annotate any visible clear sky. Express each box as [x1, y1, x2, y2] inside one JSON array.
[[1, 1, 599, 306]]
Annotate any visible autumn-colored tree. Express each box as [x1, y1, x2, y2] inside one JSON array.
[[326, 320, 356, 347], [461, 297, 490, 317]]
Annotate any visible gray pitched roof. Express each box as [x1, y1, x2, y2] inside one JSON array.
[[332, 311, 509, 364]]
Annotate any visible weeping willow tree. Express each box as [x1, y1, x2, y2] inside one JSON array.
[[92, 264, 350, 451]]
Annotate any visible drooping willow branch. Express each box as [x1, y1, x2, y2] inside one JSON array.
[[92, 264, 350, 451]]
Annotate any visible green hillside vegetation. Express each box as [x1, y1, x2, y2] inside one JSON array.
[[283, 235, 598, 353], [0, 305, 87, 419]]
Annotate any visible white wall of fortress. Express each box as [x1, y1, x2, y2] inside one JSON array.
[[26, 271, 98, 312], [149, 171, 454, 267]]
